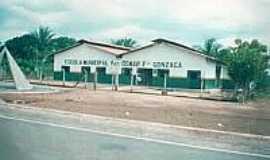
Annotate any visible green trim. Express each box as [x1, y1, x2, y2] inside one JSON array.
[[54, 70, 111, 84], [97, 74, 112, 84], [54, 71, 94, 82], [54, 71, 235, 89], [54, 71, 62, 81], [204, 79, 216, 89], [119, 75, 131, 85], [66, 72, 82, 81], [167, 77, 189, 88]]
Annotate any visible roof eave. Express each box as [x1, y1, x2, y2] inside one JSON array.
[[118, 43, 155, 57], [52, 43, 83, 56], [78, 39, 131, 51]]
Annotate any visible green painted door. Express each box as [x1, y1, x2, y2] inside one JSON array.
[[187, 70, 201, 89], [96, 67, 112, 84], [61, 66, 70, 81], [81, 66, 92, 82], [119, 68, 131, 84], [137, 69, 153, 86]]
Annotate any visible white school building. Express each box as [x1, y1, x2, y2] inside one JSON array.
[[53, 38, 233, 89]]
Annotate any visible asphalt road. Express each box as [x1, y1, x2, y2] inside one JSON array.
[[0, 104, 269, 160]]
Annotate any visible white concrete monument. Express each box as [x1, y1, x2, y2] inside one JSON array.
[[0, 46, 32, 90]]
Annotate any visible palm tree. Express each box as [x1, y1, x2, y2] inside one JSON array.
[[111, 37, 137, 48], [195, 38, 222, 57], [31, 26, 55, 79]]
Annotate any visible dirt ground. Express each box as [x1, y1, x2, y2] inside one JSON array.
[[1, 88, 270, 136]]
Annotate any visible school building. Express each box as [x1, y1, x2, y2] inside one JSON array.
[[53, 38, 233, 90]]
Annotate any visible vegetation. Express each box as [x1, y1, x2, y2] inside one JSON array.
[[197, 38, 269, 102], [31, 26, 56, 78], [4, 26, 76, 79], [224, 39, 269, 101], [194, 38, 222, 58], [111, 37, 137, 48]]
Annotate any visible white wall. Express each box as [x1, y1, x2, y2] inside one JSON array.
[[122, 43, 219, 79], [54, 43, 117, 72], [54, 42, 231, 80]]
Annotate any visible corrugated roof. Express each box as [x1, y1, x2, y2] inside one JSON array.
[[78, 39, 131, 51], [120, 38, 221, 63], [53, 39, 131, 56]]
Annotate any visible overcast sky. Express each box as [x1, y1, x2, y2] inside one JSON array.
[[0, 0, 269, 47]]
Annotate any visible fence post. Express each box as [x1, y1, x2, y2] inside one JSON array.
[[162, 73, 167, 95], [130, 74, 134, 92], [84, 71, 87, 88], [115, 74, 119, 91], [62, 69, 65, 86], [93, 71, 97, 90]]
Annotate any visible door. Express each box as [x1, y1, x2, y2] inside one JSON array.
[[81, 66, 91, 82], [96, 67, 111, 84], [61, 66, 70, 81], [137, 69, 153, 86], [187, 70, 201, 89]]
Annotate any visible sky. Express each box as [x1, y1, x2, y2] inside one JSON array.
[[0, 0, 270, 47]]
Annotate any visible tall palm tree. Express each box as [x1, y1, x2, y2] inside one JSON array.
[[111, 37, 137, 48], [195, 38, 222, 57], [31, 26, 55, 78]]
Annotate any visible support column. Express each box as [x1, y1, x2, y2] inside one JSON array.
[[115, 74, 119, 91], [62, 69, 66, 86], [111, 74, 114, 91], [130, 74, 134, 92], [162, 73, 168, 95], [93, 71, 97, 91], [84, 71, 87, 89], [200, 71, 205, 97]]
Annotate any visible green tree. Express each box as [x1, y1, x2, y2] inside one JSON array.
[[111, 37, 137, 48], [31, 26, 55, 78], [5, 27, 76, 79], [40, 36, 77, 80], [195, 38, 222, 57], [224, 39, 269, 102], [5, 34, 38, 76], [50, 37, 76, 52]]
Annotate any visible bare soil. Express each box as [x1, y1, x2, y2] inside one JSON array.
[[1, 89, 270, 136]]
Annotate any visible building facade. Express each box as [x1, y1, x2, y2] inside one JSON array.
[[54, 40, 129, 84], [54, 39, 233, 90]]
